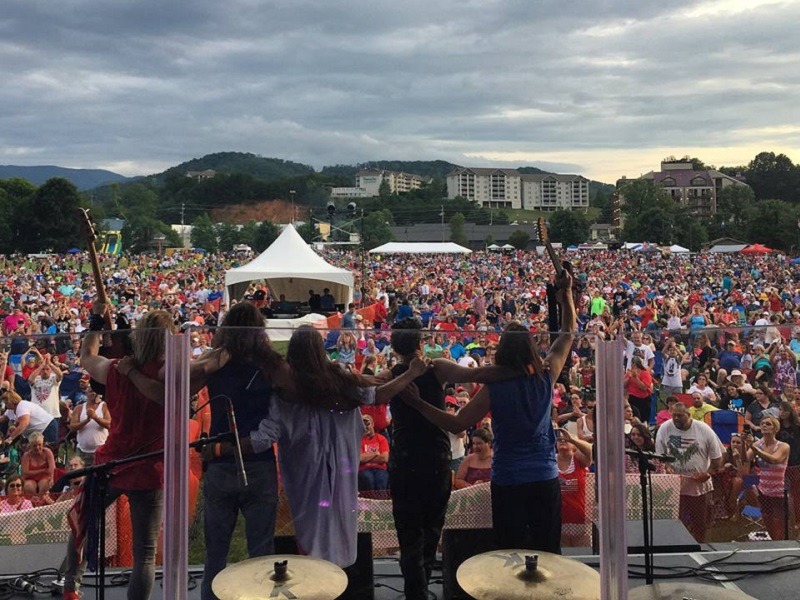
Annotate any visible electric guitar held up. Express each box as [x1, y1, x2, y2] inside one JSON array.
[[78, 208, 114, 332], [77, 209, 130, 392], [536, 217, 583, 310]]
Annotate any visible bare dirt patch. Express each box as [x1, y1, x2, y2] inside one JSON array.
[[210, 200, 308, 224]]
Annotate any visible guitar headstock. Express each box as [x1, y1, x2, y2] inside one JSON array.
[[77, 208, 98, 245], [536, 217, 549, 244]]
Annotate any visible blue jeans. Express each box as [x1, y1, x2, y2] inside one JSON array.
[[201, 457, 278, 600], [358, 468, 389, 491], [42, 418, 58, 444], [65, 487, 163, 600]]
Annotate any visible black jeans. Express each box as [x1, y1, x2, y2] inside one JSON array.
[[389, 467, 452, 600], [491, 477, 562, 554]]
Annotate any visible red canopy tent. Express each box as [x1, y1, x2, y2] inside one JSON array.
[[741, 243, 773, 254]]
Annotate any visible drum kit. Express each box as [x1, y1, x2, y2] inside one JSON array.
[[211, 551, 757, 600]]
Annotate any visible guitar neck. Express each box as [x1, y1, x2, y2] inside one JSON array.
[[544, 242, 564, 277], [86, 241, 113, 329]]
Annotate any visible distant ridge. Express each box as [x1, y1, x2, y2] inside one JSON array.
[[156, 151, 315, 182], [0, 165, 132, 191]]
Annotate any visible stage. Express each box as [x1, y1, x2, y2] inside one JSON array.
[[4, 543, 800, 599]]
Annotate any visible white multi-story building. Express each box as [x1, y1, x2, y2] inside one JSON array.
[[521, 174, 590, 210], [355, 168, 430, 196], [446, 167, 589, 210]]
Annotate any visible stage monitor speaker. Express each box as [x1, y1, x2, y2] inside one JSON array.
[[441, 528, 497, 600], [274, 533, 374, 600]]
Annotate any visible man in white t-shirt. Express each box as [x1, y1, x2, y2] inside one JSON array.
[[0, 389, 58, 444], [29, 361, 62, 418], [655, 403, 724, 542], [753, 311, 770, 343], [624, 331, 655, 371]]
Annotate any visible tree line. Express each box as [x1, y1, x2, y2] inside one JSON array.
[[2, 150, 798, 254]]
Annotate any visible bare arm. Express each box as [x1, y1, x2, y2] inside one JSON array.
[[373, 358, 428, 404], [431, 359, 520, 384], [69, 406, 89, 433], [90, 402, 111, 429], [560, 428, 593, 467], [544, 263, 577, 378], [189, 348, 229, 394], [7, 414, 30, 442], [116, 356, 164, 404], [749, 439, 789, 465], [402, 385, 491, 434], [80, 332, 113, 385]]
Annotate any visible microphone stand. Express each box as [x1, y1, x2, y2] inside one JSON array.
[[624, 436, 675, 585], [56, 433, 233, 600]]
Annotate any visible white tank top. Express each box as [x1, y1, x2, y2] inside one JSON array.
[[77, 402, 109, 453]]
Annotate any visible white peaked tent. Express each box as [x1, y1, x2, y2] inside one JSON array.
[[668, 244, 690, 254], [224, 224, 354, 306]]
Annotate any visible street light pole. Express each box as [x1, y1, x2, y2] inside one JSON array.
[[289, 189, 296, 224]]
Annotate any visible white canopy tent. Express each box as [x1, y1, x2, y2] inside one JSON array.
[[369, 242, 472, 254], [224, 224, 354, 306], [668, 244, 690, 254]]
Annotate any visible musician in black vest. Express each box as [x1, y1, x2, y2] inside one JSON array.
[[378, 317, 452, 600], [192, 302, 290, 600]]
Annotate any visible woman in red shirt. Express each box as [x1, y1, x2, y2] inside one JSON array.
[[624, 357, 654, 424]]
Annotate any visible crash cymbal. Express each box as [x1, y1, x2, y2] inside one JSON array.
[[212, 555, 348, 600], [456, 549, 600, 599], [628, 582, 758, 599]]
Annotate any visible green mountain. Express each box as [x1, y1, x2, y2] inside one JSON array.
[[157, 151, 315, 182], [0, 165, 131, 191], [322, 160, 461, 181]]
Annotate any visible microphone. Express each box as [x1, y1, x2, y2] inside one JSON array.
[[226, 399, 248, 487]]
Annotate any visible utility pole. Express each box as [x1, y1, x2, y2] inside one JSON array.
[[441, 205, 445, 242], [289, 190, 296, 224], [180, 203, 185, 226]]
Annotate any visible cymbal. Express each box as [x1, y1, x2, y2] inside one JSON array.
[[212, 554, 348, 600], [456, 549, 600, 599], [629, 582, 758, 599]]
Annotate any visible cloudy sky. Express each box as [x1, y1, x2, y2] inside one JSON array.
[[2, 0, 798, 183]]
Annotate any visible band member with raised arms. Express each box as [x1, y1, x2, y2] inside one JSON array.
[[63, 300, 174, 600], [403, 264, 577, 553]]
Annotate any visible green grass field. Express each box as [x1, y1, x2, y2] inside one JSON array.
[[501, 207, 601, 224]]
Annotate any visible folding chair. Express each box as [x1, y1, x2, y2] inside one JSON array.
[[738, 474, 765, 536], [704, 410, 745, 445]]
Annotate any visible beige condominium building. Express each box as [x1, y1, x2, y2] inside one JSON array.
[[446, 167, 590, 210]]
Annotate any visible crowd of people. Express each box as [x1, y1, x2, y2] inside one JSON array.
[[2, 245, 800, 599]]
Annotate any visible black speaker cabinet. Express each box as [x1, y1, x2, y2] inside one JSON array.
[[274, 532, 374, 600], [442, 528, 497, 600]]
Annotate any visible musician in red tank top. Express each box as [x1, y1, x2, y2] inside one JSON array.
[[63, 303, 174, 600]]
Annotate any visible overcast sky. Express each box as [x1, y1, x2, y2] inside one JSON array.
[[2, 0, 798, 183]]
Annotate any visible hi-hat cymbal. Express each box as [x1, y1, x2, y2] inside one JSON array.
[[212, 554, 348, 600], [456, 549, 601, 600], [628, 582, 758, 599]]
